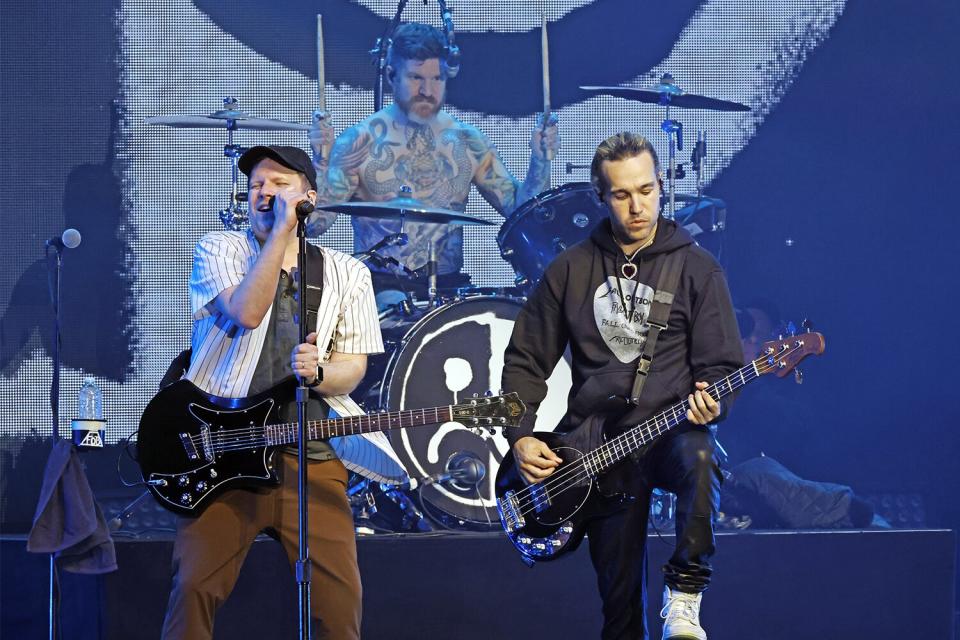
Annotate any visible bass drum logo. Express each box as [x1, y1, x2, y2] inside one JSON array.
[[379, 297, 571, 526]]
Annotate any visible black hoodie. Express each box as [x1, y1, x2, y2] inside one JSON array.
[[502, 217, 744, 446]]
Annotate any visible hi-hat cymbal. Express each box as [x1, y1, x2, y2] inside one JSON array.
[[580, 85, 749, 112], [146, 108, 310, 131], [318, 197, 494, 225]]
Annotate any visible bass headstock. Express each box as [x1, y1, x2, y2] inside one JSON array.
[[756, 332, 825, 378]]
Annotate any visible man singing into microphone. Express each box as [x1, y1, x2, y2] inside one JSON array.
[[309, 22, 559, 307], [159, 145, 383, 639]]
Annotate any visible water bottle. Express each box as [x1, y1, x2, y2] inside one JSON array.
[[73, 376, 105, 448], [78, 377, 102, 419]]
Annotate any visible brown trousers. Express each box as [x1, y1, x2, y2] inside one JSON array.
[[160, 455, 361, 640]]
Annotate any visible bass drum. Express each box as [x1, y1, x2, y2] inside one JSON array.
[[371, 296, 572, 527], [497, 182, 607, 291]]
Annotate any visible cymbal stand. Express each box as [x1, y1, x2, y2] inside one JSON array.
[[217, 97, 249, 230], [657, 74, 684, 220]]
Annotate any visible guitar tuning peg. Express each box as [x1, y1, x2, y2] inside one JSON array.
[[484, 390, 492, 397], [794, 367, 804, 385], [785, 320, 798, 337], [801, 318, 814, 333], [472, 392, 479, 398]]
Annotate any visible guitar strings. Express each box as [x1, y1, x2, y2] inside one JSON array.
[[507, 345, 800, 519], [509, 357, 768, 516], [182, 407, 456, 455], [509, 343, 803, 517]]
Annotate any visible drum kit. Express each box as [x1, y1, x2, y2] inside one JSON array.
[[148, 73, 746, 531]]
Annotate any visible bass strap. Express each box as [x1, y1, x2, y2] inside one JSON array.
[[628, 247, 686, 405]]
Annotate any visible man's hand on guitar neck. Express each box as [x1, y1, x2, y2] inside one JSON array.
[[513, 436, 563, 485], [686, 381, 721, 425]]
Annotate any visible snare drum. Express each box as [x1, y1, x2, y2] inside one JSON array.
[[362, 296, 572, 526], [497, 182, 606, 291]]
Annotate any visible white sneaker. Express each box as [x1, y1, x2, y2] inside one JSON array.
[[660, 586, 707, 640]]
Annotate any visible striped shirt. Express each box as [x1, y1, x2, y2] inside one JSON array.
[[184, 230, 406, 482]]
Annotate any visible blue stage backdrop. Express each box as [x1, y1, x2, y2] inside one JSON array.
[[1, 0, 958, 550]]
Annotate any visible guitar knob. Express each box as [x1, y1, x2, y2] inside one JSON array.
[[180, 493, 193, 504], [196, 481, 208, 492], [177, 475, 190, 486]]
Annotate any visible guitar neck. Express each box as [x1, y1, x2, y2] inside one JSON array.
[[586, 361, 760, 474], [266, 406, 454, 446]]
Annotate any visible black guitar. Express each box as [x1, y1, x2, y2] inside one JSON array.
[[495, 332, 825, 564], [137, 378, 525, 516]]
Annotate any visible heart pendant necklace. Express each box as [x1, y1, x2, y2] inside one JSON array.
[[618, 233, 655, 280]]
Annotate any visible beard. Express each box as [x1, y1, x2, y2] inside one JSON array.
[[398, 95, 441, 124]]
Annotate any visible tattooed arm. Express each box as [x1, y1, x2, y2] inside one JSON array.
[[307, 125, 372, 235], [471, 120, 558, 217]]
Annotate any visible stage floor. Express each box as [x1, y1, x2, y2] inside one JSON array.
[[2, 528, 956, 639]]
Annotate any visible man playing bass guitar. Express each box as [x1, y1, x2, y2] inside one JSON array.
[[501, 132, 744, 640]]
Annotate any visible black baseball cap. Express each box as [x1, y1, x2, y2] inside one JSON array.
[[238, 145, 317, 191]]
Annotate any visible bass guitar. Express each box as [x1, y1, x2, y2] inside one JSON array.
[[495, 332, 824, 564], [137, 378, 525, 516]]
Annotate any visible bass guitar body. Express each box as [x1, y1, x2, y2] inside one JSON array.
[[495, 416, 633, 564]]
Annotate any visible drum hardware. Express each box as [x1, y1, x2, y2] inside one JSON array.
[[497, 182, 607, 293], [146, 97, 313, 231], [220, 141, 249, 231], [347, 475, 431, 533], [691, 130, 708, 199], [565, 162, 590, 174]]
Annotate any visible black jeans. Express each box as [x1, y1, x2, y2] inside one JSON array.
[[586, 427, 722, 640]]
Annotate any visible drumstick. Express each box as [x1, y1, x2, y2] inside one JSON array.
[[540, 14, 554, 161], [316, 14, 326, 111]]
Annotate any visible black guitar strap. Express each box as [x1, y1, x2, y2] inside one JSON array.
[[628, 248, 686, 405], [303, 243, 325, 333]]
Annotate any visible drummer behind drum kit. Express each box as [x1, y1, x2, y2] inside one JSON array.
[[147, 72, 747, 531]]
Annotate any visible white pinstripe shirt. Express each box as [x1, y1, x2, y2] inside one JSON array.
[[184, 230, 406, 482]]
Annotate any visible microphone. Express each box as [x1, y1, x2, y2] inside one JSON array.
[[427, 241, 438, 302], [439, 0, 461, 78], [46, 228, 82, 251], [691, 131, 707, 174], [296, 200, 315, 216], [262, 195, 315, 216], [392, 451, 486, 491]]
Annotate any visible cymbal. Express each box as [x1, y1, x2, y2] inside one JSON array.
[[580, 85, 749, 112], [146, 109, 310, 131], [318, 197, 494, 225]]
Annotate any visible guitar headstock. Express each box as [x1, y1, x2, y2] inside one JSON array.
[[451, 392, 526, 431], [756, 332, 825, 378]]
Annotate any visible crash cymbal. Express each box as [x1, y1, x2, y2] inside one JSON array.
[[146, 109, 310, 131], [318, 197, 494, 225], [580, 85, 749, 112]]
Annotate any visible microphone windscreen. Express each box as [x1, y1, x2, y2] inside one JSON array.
[[62, 228, 82, 249]]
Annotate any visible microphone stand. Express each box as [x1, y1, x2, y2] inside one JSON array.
[[294, 207, 319, 640], [44, 242, 65, 640]]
